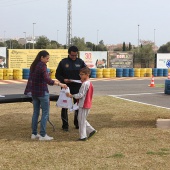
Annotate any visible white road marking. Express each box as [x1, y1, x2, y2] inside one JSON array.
[[109, 95, 170, 110], [110, 92, 164, 97]]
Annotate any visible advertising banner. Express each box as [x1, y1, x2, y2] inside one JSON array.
[[108, 51, 133, 68], [79, 51, 107, 68], [157, 53, 170, 68], [8, 49, 68, 69], [0, 47, 7, 68]]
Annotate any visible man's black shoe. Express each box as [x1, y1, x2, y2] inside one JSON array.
[[77, 138, 87, 141], [62, 128, 69, 132], [88, 130, 97, 139]]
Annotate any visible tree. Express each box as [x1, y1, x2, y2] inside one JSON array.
[[86, 42, 94, 51], [99, 40, 104, 45], [96, 40, 107, 51], [0, 42, 5, 47], [5, 40, 23, 49], [129, 42, 132, 51], [158, 42, 170, 53], [35, 36, 50, 49], [123, 42, 126, 51], [71, 36, 87, 50], [133, 44, 155, 68]]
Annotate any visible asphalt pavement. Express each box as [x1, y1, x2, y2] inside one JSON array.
[[0, 77, 170, 109]]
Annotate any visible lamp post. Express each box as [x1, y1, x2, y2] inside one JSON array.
[[97, 29, 99, 51], [23, 32, 26, 49], [4, 31, 6, 45], [138, 24, 140, 47], [97, 29, 99, 45], [33, 23, 36, 49], [154, 28, 156, 52], [154, 29, 156, 45], [57, 30, 59, 42]]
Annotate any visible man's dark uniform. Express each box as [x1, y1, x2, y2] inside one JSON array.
[[55, 56, 86, 130]]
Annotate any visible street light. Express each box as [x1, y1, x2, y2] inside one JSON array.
[[138, 25, 140, 47], [154, 29, 156, 45], [97, 29, 99, 45], [154, 28, 156, 52], [33, 23, 36, 49], [57, 30, 59, 42], [23, 32, 26, 49], [96, 29, 99, 51], [4, 31, 6, 44]]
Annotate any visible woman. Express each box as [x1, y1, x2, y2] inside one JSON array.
[[24, 50, 67, 141]]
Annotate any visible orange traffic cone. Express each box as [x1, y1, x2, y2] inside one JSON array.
[[168, 73, 170, 79], [149, 75, 155, 87]]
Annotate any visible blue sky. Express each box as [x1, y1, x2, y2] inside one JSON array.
[[0, 0, 170, 47]]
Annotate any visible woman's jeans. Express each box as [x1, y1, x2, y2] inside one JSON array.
[[32, 92, 49, 137]]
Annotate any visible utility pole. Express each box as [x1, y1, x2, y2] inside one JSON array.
[[33, 23, 36, 49], [23, 32, 26, 49], [67, 0, 72, 47], [138, 24, 140, 47]]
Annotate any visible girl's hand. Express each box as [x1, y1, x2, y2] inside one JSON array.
[[59, 83, 67, 89], [66, 93, 72, 98]]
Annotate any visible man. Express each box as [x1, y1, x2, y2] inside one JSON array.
[[55, 46, 86, 131]]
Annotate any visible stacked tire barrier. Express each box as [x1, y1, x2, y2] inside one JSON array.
[[96, 68, 103, 78], [163, 68, 168, 77], [123, 68, 129, 77], [1, 68, 170, 80], [103, 68, 110, 78], [49, 68, 56, 79], [146, 68, 152, 77], [157, 68, 163, 77], [164, 79, 170, 94], [116, 68, 123, 77], [0, 69, 3, 80], [3, 69, 13, 80], [23, 68, 30, 79], [134, 68, 140, 77], [140, 68, 146, 77], [110, 68, 116, 78], [90, 68, 96, 78], [153, 68, 157, 77], [129, 68, 134, 77], [13, 69, 23, 80]]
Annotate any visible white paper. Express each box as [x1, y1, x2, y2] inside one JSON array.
[[0, 95, 5, 97], [69, 79, 82, 83], [69, 102, 79, 112], [65, 87, 70, 93]]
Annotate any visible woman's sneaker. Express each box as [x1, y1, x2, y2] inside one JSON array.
[[39, 134, 54, 141], [31, 134, 40, 139]]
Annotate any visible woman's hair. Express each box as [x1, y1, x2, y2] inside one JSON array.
[[80, 67, 91, 75], [30, 50, 49, 73]]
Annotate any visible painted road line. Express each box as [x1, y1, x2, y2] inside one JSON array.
[[0, 82, 9, 84], [0, 80, 28, 84], [1, 80, 26, 84], [109, 94, 170, 110], [110, 92, 163, 97]]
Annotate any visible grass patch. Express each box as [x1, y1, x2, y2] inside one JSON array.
[[107, 153, 125, 158], [146, 148, 170, 156], [155, 84, 165, 88], [1, 96, 170, 169]]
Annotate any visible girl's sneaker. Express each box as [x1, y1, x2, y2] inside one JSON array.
[[31, 134, 40, 139], [39, 134, 54, 141]]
